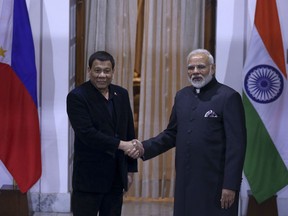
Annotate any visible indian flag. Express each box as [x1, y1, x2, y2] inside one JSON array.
[[243, 0, 288, 203]]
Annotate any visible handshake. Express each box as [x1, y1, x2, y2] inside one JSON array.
[[119, 139, 144, 159]]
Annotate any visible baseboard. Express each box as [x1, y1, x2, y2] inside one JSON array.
[[240, 197, 288, 216], [29, 192, 71, 213]]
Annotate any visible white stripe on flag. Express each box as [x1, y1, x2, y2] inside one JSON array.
[[0, 0, 13, 65], [243, 27, 288, 168]]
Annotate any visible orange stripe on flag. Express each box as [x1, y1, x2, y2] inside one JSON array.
[[255, 0, 287, 78]]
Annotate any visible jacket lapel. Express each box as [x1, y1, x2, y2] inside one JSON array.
[[110, 85, 122, 133], [87, 82, 115, 128]]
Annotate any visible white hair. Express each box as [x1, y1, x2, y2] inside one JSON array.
[[186, 49, 214, 65]]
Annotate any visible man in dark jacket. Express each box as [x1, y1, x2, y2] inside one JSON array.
[[135, 49, 246, 216], [67, 51, 139, 216]]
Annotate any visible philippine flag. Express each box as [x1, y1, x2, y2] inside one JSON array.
[[0, 0, 42, 193]]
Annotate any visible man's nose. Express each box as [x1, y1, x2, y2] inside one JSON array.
[[98, 71, 106, 77], [191, 68, 200, 74], [192, 68, 199, 72]]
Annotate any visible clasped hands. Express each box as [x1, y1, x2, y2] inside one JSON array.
[[119, 139, 144, 159]]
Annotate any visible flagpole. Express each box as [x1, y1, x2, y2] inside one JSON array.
[[239, 1, 249, 216], [242, 0, 248, 68], [13, 179, 17, 189]]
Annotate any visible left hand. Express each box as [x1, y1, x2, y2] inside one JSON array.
[[128, 172, 134, 189], [220, 189, 235, 209], [124, 173, 134, 196]]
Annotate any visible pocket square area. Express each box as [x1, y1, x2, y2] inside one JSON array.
[[204, 110, 218, 117]]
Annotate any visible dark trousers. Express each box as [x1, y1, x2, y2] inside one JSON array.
[[72, 189, 123, 216]]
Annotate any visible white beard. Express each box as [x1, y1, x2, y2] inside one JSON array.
[[189, 71, 213, 88]]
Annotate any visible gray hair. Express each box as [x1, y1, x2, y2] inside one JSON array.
[[186, 49, 214, 65]]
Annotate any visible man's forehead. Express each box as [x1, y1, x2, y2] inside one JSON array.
[[92, 60, 112, 67], [189, 54, 208, 62]]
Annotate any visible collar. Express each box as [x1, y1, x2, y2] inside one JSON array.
[[192, 76, 217, 94]]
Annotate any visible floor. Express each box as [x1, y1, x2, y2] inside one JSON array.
[[33, 199, 174, 216]]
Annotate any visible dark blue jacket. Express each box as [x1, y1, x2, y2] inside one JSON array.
[[143, 77, 246, 216], [67, 81, 137, 193]]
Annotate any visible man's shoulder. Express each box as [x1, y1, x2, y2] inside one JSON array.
[[176, 86, 193, 95], [69, 81, 90, 95], [110, 83, 127, 91], [110, 84, 129, 95], [217, 82, 239, 95]]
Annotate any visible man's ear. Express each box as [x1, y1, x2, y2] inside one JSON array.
[[87, 67, 91, 77], [211, 64, 216, 75], [111, 68, 115, 79]]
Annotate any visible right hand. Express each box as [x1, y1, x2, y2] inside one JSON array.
[[118, 140, 144, 159], [127, 139, 144, 158]]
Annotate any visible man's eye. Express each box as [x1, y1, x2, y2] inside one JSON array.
[[104, 69, 111, 73], [187, 65, 207, 71], [94, 69, 111, 74], [198, 65, 206, 69]]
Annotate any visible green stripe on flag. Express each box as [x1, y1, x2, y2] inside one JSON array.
[[243, 94, 288, 203]]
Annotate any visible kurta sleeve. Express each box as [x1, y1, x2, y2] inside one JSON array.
[[222, 92, 247, 190], [142, 105, 177, 160]]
